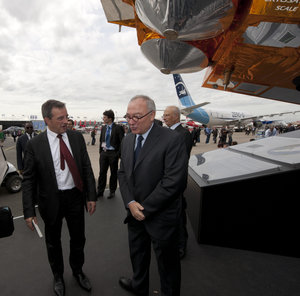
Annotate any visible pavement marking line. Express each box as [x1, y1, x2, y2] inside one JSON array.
[[13, 205, 38, 220], [13, 215, 24, 220], [3, 146, 15, 152]]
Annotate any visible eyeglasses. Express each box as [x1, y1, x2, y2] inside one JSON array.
[[124, 110, 153, 122], [26, 127, 33, 129]]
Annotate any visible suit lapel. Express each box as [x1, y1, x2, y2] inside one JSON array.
[[100, 125, 106, 144], [41, 131, 57, 186], [125, 133, 135, 175], [110, 123, 115, 138], [67, 131, 76, 156], [67, 131, 81, 169]]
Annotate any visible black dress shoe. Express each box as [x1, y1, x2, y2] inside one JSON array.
[[53, 276, 65, 296], [73, 272, 92, 292], [107, 191, 115, 199], [119, 277, 134, 292]]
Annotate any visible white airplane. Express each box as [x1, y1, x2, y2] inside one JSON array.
[[173, 74, 300, 127]]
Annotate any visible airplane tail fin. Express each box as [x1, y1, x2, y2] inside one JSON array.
[[173, 74, 209, 115], [173, 74, 195, 107]]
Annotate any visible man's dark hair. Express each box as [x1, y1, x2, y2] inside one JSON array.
[[41, 100, 65, 119], [103, 109, 115, 122], [24, 122, 33, 127]]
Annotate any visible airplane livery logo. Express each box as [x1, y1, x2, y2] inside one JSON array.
[[176, 83, 187, 97]]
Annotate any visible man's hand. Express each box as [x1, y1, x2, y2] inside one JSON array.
[[87, 201, 96, 215], [128, 202, 145, 221], [25, 217, 37, 231]]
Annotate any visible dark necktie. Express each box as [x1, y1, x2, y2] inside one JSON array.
[[105, 126, 111, 148], [57, 134, 83, 192], [134, 135, 144, 165]]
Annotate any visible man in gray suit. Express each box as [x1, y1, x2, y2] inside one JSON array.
[[22, 100, 96, 296], [118, 95, 188, 296]]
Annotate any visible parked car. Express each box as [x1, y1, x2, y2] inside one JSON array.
[[0, 146, 22, 193]]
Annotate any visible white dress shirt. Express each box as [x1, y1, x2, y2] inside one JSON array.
[[26, 133, 34, 140], [134, 123, 154, 149], [46, 127, 75, 190], [169, 122, 181, 130]]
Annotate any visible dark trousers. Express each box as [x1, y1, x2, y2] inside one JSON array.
[[97, 150, 119, 194], [44, 188, 85, 277], [179, 196, 188, 250], [128, 220, 181, 296]]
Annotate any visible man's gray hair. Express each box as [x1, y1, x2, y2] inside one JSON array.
[[130, 95, 156, 112], [41, 100, 65, 119], [167, 105, 181, 117]]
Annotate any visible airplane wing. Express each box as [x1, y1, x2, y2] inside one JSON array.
[[241, 110, 300, 122], [100, 1, 300, 106], [181, 102, 210, 116]]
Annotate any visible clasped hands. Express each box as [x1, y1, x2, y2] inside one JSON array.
[[128, 201, 145, 221]]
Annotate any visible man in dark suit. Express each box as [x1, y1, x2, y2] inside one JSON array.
[[163, 106, 192, 259], [22, 100, 96, 296], [118, 95, 188, 296], [97, 109, 124, 198], [16, 122, 36, 173]]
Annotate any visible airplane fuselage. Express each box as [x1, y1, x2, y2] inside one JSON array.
[[188, 108, 252, 127], [174, 74, 252, 126]]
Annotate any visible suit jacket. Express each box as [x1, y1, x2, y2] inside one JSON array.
[[16, 133, 37, 170], [118, 123, 188, 240], [22, 130, 96, 224], [99, 123, 124, 155], [175, 124, 193, 158]]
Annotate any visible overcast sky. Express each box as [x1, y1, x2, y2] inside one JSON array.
[[1, 0, 299, 122]]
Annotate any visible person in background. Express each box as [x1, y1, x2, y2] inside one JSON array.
[[265, 126, 277, 137], [227, 127, 233, 146], [67, 119, 75, 130], [212, 127, 218, 144], [12, 129, 18, 142], [191, 127, 197, 146], [123, 125, 129, 136], [97, 109, 124, 199], [163, 105, 192, 259], [22, 100, 96, 296], [286, 123, 295, 133], [118, 95, 188, 296], [204, 126, 211, 144], [219, 126, 228, 144], [91, 128, 96, 145], [16, 122, 36, 174]]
